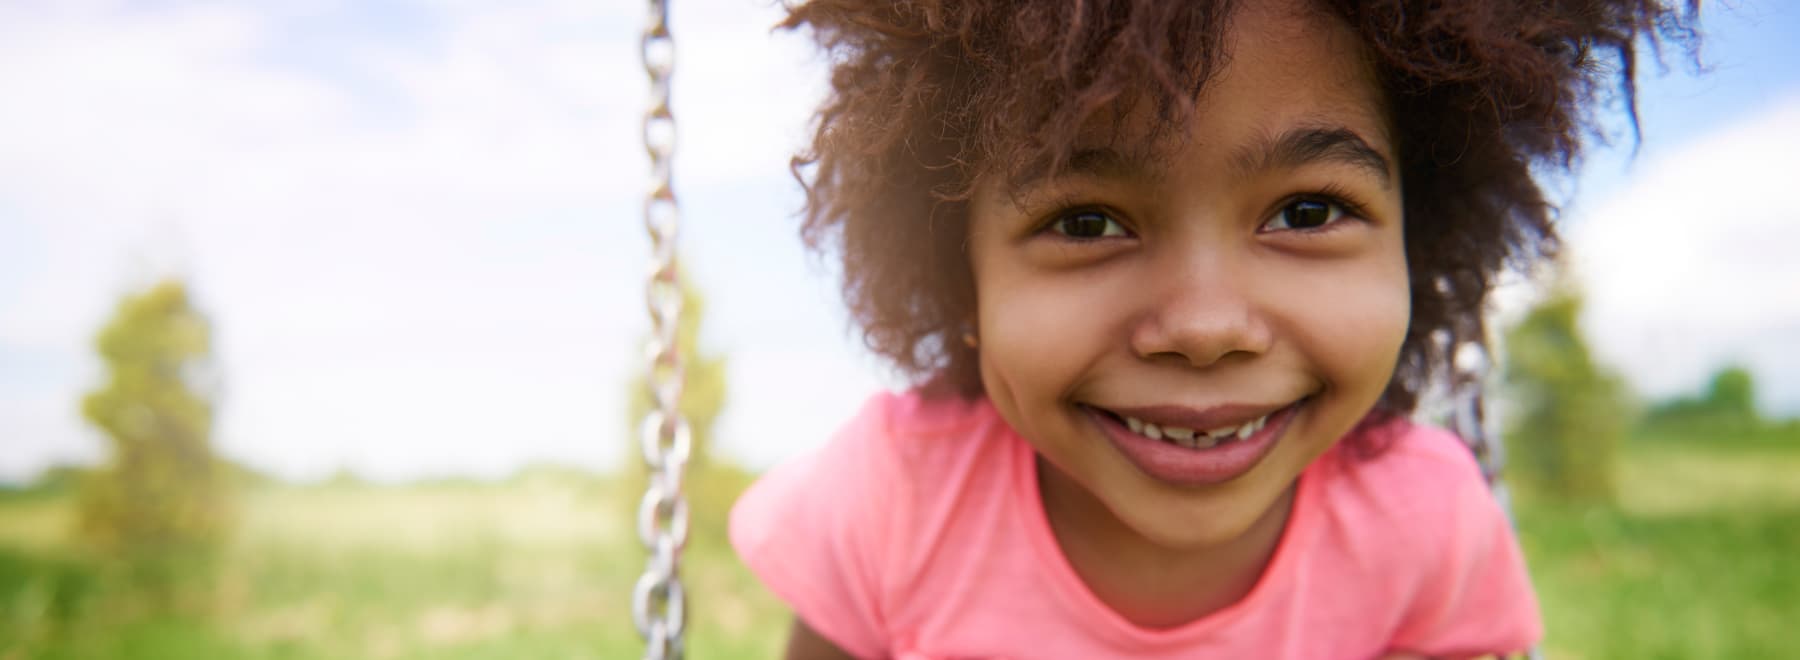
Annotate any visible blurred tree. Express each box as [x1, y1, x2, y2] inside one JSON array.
[[1502, 275, 1630, 504], [77, 279, 232, 589]]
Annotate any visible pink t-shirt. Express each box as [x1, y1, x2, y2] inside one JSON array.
[[730, 391, 1541, 659]]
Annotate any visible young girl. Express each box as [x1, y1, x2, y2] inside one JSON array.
[[731, 0, 1690, 657]]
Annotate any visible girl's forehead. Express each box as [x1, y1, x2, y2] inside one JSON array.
[[986, 0, 1394, 196], [1179, 1, 1390, 148]]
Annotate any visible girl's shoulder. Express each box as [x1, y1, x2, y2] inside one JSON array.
[[728, 389, 1012, 558], [1319, 417, 1493, 505], [727, 390, 1022, 658], [844, 388, 1017, 476], [877, 388, 1005, 439], [1306, 416, 1528, 597], [1307, 419, 1543, 651]]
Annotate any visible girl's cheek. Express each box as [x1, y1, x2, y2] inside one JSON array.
[[972, 263, 1126, 422], [1295, 253, 1410, 391], [978, 275, 1094, 378]]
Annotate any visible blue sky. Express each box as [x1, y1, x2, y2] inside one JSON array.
[[0, 0, 1796, 483], [1571, 2, 1800, 203]]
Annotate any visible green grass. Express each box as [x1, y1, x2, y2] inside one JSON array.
[[1519, 502, 1798, 658], [0, 466, 786, 659], [0, 432, 1794, 658], [1512, 431, 1800, 659]]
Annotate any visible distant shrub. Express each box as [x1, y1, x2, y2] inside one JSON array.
[[77, 280, 233, 591], [1503, 278, 1629, 503], [1645, 365, 1765, 435]]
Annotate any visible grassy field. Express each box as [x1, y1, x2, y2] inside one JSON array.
[[1519, 432, 1800, 659], [0, 466, 789, 659], [1, 432, 1795, 659]]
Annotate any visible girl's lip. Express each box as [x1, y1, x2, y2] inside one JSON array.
[[1084, 398, 1306, 488]]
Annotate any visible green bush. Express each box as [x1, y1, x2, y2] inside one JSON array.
[[1502, 277, 1630, 503], [77, 280, 233, 593]]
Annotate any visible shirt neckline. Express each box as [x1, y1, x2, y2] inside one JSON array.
[[1006, 418, 1326, 647]]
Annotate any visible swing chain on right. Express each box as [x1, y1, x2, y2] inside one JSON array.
[[634, 0, 690, 658], [1448, 340, 1542, 660]]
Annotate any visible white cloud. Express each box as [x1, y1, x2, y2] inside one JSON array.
[[1571, 94, 1800, 413], [0, 0, 848, 482]]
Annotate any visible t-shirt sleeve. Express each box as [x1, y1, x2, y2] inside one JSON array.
[[728, 395, 902, 659], [1389, 440, 1544, 657]]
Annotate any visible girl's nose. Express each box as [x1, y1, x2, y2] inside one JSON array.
[[1128, 257, 1274, 369]]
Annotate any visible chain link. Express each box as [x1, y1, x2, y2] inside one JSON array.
[[635, 1, 687, 658], [1449, 342, 1503, 485]]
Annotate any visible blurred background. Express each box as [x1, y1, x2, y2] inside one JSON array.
[[0, 0, 1795, 658]]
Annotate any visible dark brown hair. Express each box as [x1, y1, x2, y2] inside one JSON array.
[[782, 0, 1696, 419]]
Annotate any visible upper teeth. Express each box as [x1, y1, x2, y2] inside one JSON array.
[[1122, 413, 1268, 448]]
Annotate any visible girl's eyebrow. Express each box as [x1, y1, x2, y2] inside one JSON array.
[[1031, 123, 1393, 195], [1062, 144, 1167, 184], [1232, 124, 1395, 189]]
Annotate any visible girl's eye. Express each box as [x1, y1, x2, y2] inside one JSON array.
[[1051, 210, 1129, 239], [1263, 198, 1347, 232]]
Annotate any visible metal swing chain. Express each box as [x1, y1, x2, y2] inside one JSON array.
[[635, 0, 691, 658], [1449, 342, 1511, 509], [1447, 341, 1542, 660]]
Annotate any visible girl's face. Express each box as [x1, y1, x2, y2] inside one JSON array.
[[967, 1, 1408, 551]]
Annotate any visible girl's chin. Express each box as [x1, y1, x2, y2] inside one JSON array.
[[1110, 487, 1283, 551]]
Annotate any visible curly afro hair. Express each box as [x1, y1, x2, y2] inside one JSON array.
[[781, 0, 1697, 419]]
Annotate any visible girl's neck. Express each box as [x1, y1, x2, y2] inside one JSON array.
[[1036, 456, 1297, 629]]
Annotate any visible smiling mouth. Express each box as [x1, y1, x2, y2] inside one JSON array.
[[1081, 397, 1310, 486], [1084, 398, 1309, 451]]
